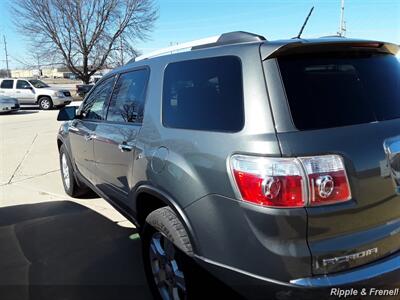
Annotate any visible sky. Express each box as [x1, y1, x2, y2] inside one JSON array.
[[0, 0, 399, 69]]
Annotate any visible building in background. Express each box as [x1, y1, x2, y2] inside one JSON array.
[[11, 67, 68, 79], [8, 67, 111, 80]]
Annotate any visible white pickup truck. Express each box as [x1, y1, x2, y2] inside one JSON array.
[[0, 78, 73, 110]]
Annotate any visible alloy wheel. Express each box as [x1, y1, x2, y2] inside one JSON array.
[[61, 153, 70, 190], [40, 99, 51, 109], [149, 232, 187, 300]]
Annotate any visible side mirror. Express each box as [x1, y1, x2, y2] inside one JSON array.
[[57, 106, 77, 121]]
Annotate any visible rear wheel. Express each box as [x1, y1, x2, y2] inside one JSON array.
[[59, 144, 91, 197], [38, 96, 53, 110], [142, 207, 193, 300]]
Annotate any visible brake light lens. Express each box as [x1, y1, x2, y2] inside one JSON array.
[[231, 155, 306, 207], [299, 155, 351, 205], [230, 154, 351, 208], [350, 42, 382, 48]]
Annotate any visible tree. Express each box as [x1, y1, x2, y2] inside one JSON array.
[[0, 69, 9, 78], [12, 0, 157, 83]]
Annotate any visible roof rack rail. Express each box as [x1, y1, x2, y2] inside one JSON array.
[[192, 31, 266, 50], [131, 31, 266, 63], [319, 35, 346, 38]]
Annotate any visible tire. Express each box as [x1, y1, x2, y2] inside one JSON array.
[[38, 96, 53, 110], [142, 207, 193, 300], [59, 144, 91, 197]]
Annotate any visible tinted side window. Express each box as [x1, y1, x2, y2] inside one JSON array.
[[1, 80, 13, 89], [163, 56, 244, 132], [16, 80, 30, 89], [81, 76, 115, 120], [106, 69, 149, 123]]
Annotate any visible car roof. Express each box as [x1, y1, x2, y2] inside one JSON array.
[[101, 32, 400, 77]]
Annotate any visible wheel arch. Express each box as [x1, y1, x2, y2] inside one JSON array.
[[57, 137, 63, 151], [134, 185, 201, 256], [36, 95, 53, 104], [57, 135, 69, 154], [57, 135, 82, 185]]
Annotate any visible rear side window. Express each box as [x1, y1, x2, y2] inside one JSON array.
[[1, 80, 13, 89], [163, 56, 244, 132], [278, 53, 400, 130], [107, 69, 149, 124]]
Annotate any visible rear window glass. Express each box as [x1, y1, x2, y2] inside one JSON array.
[[278, 53, 400, 130], [163, 56, 244, 132]]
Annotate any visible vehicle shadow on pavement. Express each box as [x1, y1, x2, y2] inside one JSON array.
[[0, 201, 152, 300], [1, 111, 39, 115], [18, 107, 41, 111]]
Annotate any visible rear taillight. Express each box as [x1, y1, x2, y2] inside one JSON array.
[[299, 155, 351, 206], [230, 154, 351, 208], [231, 155, 306, 207]]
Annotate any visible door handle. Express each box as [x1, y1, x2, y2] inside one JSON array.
[[118, 143, 134, 152], [84, 134, 96, 141], [16, 91, 21, 93], [69, 125, 79, 132]]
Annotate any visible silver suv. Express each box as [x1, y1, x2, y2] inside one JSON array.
[[57, 31, 400, 299], [0, 78, 72, 110]]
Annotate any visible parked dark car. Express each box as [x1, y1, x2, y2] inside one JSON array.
[[57, 31, 400, 299], [0, 95, 20, 113], [76, 84, 94, 98]]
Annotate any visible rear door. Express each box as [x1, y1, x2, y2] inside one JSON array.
[[274, 51, 400, 275], [0, 79, 15, 98], [93, 68, 149, 202]]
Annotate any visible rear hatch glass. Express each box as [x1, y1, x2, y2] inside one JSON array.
[[278, 53, 400, 131], [276, 52, 400, 275]]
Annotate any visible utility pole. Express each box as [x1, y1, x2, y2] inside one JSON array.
[[338, 0, 346, 37], [169, 42, 179, 54], [35, 53, 42, 78], [3, 35, 10, 77]]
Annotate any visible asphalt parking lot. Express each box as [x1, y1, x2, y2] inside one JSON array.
[[0, 106, 246, 300], [0, 106, 152, 300]]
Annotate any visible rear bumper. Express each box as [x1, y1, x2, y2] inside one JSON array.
[[291, 251, 400, 287], [184, 194, 400, 299], [195, 251, 400, 299], [0, 103, 20, 113], [184, 194, 312, 283]]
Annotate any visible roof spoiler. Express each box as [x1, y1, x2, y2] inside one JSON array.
[[261, 40, 400, 60]]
